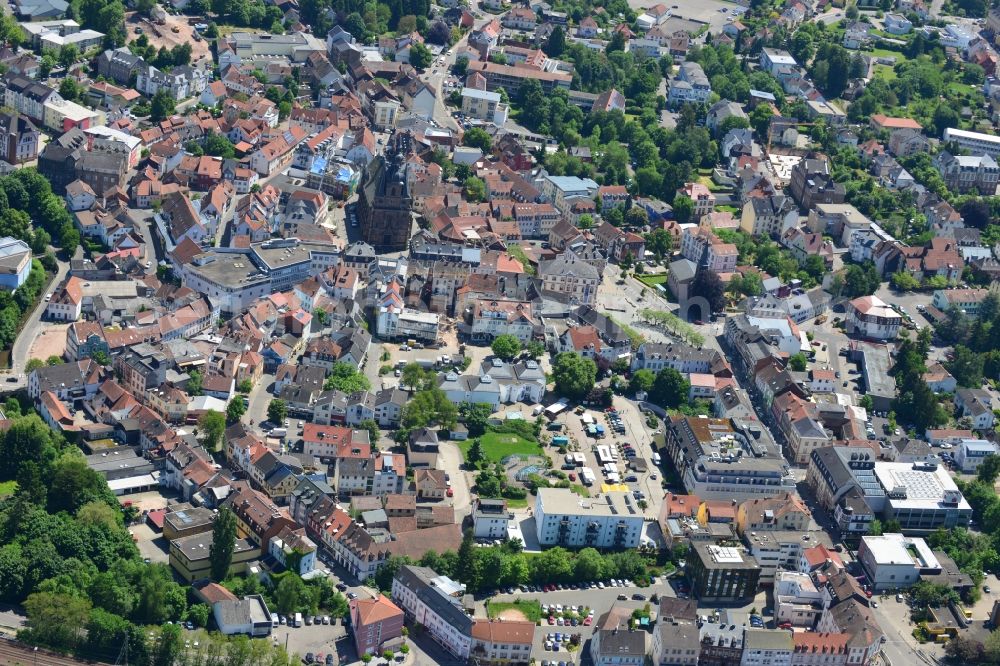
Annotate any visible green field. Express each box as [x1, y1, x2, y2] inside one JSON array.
[[458, 432, 543, 462], [487, 599, 543, 622]]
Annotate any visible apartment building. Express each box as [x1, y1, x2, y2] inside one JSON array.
[[534, 488, 644, 548], [391, 566, 473, 659]]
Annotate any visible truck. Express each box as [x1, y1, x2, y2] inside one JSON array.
[[579, 468, 596, 486], [271, 427, 287, 439], [552, 436, 569, 447]]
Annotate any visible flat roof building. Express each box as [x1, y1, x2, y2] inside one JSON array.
[[534, 488, 644, 549], [687, 543, 761, 604], [858, 533, 940, 591]]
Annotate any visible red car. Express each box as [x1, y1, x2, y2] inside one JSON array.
[[446, 487, 454, 497], [568, 473, 576, 481], [778, 622, 792, 630], [548, 616, 556, 625]]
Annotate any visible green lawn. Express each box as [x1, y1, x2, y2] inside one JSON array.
[[635, 274, 667, 287], [0, 480, 16, 498], [570, 484, 590, 497], [865, 47, 904, 59], [487, 599, 543, 622], [874, 64, 897, 81], [458, 432, 543, 463]]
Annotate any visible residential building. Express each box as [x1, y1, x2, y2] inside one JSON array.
[[943, 127, 1000, 159], [663, 416, 796, 501], [931, 288, 989, 317], [534, 488, 644, 548], [668, 61, 711, 106], [677, 182, 716, 221], [735, 493, 811, 535], [591, 607, 646, 666], [955, 388, 995, 430], [954, 439, 998, 472], [789, 158, 846, 210], [470, 620, 534, 664], [846, 295, 901, 340], [0, 112, 37, 165], [350, 594, 405, 656], [933, 151, 1000, 194], [391, 566, 473, 659], [687, 543, 761, 604], [473, 498, 513, 540]]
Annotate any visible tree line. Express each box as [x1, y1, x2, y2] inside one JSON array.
[[372, 531, 665, 595]]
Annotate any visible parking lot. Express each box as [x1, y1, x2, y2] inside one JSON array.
[[545, 397, 664, 522], [623, 0, 748, 34]]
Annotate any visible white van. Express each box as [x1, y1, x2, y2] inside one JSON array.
[[271, 613, 279, 627], [294, 612, 303, 627], [651, 452, 661, 465]]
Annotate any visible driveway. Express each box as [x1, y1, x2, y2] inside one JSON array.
[[9, 253, 70, 381], [438, 441, 472, 520], [246, 372, 276, 434]]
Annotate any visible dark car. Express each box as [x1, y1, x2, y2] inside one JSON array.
[[632, 593, 646, 601], [305, 654, 315, 664], [336, 582, 348, 591], [325, 655, 335, 665]]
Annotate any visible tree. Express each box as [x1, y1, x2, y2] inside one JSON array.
[[788, 353, 807, 372], [946, 345, 984, 388], [24, 591, 91, 651], [237, 378, 253, 393], [978, 455, 1000, 484], [453, 54, 469, 76], [690, 270, 726, 314], [198, 410, 226, 452], [401, 363, 429, 391], [401, 388, 458, 431], [890, 271, 921, 291], [545, 25, 565, 57], [646, 229, 674, 259], [960, 199, 991, 229], [186, 370, 203, 396], [58, 78, 80, 101], [267, 399, 288, 424], [464, 176, 486, 202], [629, 369, 655, 396], [749, 104, 773, 138], [672, 194, 694, 224], [463, 127, 492, 152], [945, 637, 985, 663], [203, 132, 236, 159], [552, 352, 597, 401], [455, 530, 482, 591], [226, 398, 246, 424], [467, 438, 486, 465], [625, 207, 648, 228], [932, 102, 960, 138], [651, 368, 689, 409], [525, 340, 547, 359], [324, 362, 371, 393], [491, 334, 522, 361], [409, 42, 433, 69], [150, 90, 176, 122], [459, 402, 493, 437], [274, 574, 308, 614], [209, 507, 237, 581]]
